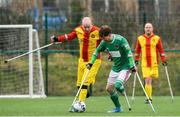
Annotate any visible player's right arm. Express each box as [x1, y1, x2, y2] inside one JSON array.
[[51, 30, 77, 42], [134, 37, 141, 65]]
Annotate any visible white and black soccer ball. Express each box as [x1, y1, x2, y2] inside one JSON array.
[[73, 101, 86, 112]]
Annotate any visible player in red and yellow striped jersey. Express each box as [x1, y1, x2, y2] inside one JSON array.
[[51, 17, 102, 103], [135, 23, 167, 103]]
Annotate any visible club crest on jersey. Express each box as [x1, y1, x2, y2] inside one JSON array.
[[114, 44, 119, 49], [152, 38, 156, 43], [91, 34, 95, 38]]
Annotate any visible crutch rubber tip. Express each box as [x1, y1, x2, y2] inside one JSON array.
[[4, 61, 8, 63], [69, 109, 73, 112], [129, 108, 132, 111]]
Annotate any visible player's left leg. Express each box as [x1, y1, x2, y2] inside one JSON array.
[[106, 84, 122, 113], [144, 77, 152, 103], [115, 81, 124, 94], [144, 66, 159, 104], [142, 67, 153, 103], [115, 70, 131, 94], [107, 70, 123, 113]]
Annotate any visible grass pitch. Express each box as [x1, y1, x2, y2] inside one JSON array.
[[0, 96, 179, 116]]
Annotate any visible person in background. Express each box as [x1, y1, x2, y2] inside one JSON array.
[[51, 17, 102, 110], [86, 25, 136, 113], [134, 22, 167, 103]]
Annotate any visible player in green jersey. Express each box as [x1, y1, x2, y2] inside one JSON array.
[[86, 25, 136, 113]]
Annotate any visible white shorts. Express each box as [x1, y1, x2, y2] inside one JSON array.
[[107, 70, 131, 85]]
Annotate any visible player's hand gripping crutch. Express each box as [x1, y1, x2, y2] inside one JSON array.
[[164, 66, 174, 100], [136, 72, 156, 112], [131, 60, 138, 102], [4, 42, 61, 63], [69, 68, 90, 112]]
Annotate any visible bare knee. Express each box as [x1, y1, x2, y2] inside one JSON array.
[[106, 84, 114, 94]]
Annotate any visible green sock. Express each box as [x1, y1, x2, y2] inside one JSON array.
[[110, 92, 121, 108], [115, 81, 124, 93]]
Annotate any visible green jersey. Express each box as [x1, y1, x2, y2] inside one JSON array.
[[91, 34, 134, 72]]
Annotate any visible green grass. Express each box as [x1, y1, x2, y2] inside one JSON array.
[[0, 96, 179, 116]]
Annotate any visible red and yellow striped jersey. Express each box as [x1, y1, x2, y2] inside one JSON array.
[[58, 25, 101, 62], [135, 34, 166, 67]]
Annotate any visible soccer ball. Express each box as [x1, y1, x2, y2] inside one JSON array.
[[73, 101, 86, 112]]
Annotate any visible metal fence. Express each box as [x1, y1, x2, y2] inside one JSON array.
[[0, 0, 179, 48]]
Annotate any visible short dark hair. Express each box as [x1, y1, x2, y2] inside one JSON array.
[[99, 25, 112, 37]]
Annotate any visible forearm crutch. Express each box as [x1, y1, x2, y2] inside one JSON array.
[[131, 72, 137, 102], [136, 72, 156, 112], [124, 90, 132, 111], [4, 42, 61, 63], [122, 72, 132, 111], [69, 69, 90, 112], [164, 66, 174, 100]]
